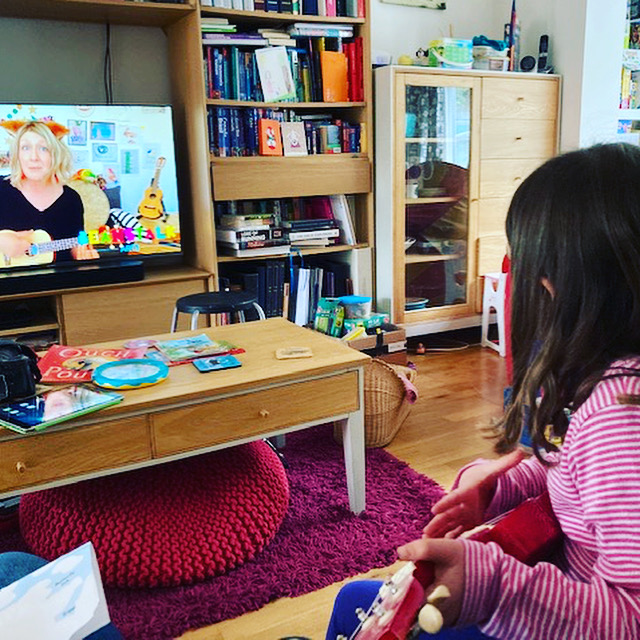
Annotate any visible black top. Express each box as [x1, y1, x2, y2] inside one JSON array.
[[0, 177, 84, 262]]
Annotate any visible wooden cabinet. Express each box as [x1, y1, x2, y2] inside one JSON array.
[[374, 66, 560, 333]]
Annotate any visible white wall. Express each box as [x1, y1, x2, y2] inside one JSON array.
[[370, 0, 554, 66]]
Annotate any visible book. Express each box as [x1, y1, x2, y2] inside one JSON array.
[[329, 193, 356, 244], [216, 226, 284, 242], [281, 121, 308, 156], [320, 50, 349, 102], [0, 384, 124, 434], [254, 46, 297, 102], [217, 244, 292, 258], [287, 227, 340, 241], [152, 333, 242, 363], [258, 118, 284, 155], [0, 542, 111, 636], [218, 237, 289, 250], [37, 344, 147, 383]]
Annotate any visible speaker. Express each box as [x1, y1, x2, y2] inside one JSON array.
[[537, 34, 549, 72], [520, 55, 536, 72]]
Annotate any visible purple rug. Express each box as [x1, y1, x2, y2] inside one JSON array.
[[0, 423, 444, 639]]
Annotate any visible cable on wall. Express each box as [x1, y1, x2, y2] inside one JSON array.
[[104, 23, 114, 104]]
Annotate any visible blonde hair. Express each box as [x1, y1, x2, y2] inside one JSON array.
[[9, 121, 73, 188]]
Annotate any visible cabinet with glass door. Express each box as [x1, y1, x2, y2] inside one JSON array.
[[375, 68, 480, 327]]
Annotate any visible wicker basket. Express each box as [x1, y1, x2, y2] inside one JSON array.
[[334, 358, 418, 448]]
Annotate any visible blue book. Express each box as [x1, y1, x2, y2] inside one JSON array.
[[302, 0, 318, 14]]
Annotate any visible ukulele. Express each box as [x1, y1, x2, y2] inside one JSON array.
[[1, 229, 82, 267], [137, 156, 166, 220], [352, 491, 562, 640]]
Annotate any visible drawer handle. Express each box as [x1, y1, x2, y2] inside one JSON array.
[[517, 96, 525, 101], [514, 176, 522, 182], [16, 461, 26, 474], [259, 409, 270, 418], [515, 136, 522, 141]]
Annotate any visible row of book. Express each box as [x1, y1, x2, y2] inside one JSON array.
[[620, 59, 640, 109], [215, 194, 357, 257], [207, 106, 363, 156], [219, 254, 354, 325], [203, 34, 364, 103], [200, 0, 365, 18]]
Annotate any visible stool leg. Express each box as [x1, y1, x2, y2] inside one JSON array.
[[190, 310, 200, 331], [237, 310, 246, 323], [481, 290, 491, 349], [253, 302, 266, 320], [171, 308, 179, 333]]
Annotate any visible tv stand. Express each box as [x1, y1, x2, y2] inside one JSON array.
[[0, 260, 145, 296], [0, 265, 210, 346]]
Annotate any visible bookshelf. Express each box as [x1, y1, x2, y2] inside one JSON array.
[[0, 0, 373, 340], [194, 2, 374, 278]]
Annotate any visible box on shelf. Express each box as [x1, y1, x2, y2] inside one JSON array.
[[347, 326, 407, 366]]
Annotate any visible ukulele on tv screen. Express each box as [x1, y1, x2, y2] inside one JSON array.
[[138, 156, 166, 220]]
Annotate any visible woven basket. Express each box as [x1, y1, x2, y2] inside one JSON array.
[[334, 358, 418, 448]]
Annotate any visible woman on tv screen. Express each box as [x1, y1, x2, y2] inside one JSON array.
[[0, 119, 98, 266]]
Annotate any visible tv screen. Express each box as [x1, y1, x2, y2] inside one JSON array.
[[0, 104, 182, 274]]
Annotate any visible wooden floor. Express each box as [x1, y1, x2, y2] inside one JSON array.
[[180, 345, 507, 640]]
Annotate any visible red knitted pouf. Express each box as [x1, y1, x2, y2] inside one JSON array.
[[19, 440, 289, 588]]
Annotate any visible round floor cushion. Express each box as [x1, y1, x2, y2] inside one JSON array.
[[19, 440, 290, 588]]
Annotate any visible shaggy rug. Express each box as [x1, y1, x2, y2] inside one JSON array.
[[0, 423, 444, 640]]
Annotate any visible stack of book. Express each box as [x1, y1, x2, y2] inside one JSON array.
[[216, 210, 290, 258], [201, 17, 236, 34]]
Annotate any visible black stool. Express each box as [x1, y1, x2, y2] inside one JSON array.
[[171, 291, 266, 332]]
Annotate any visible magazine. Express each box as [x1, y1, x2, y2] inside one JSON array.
[[150, 333, 243, 363], [37, 345, 147, 383]]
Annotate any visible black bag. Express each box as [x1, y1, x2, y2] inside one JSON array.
[[0, 340, 41, 402]]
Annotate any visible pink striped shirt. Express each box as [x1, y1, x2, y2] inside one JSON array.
[[457, 358, 640, 638]]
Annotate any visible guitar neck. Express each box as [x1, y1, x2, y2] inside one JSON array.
[[31, 236, 79, 255]]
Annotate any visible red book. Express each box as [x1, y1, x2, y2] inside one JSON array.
[[258, 118, 283, 156], [344, 42, 356, 102], [354, 36, 364, 102], [38, 345, 147, 383]]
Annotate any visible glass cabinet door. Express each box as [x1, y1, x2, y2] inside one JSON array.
[[403, 80, 473, 314]]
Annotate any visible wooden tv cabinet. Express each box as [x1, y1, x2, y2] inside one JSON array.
[[0, 265, 211, 346]]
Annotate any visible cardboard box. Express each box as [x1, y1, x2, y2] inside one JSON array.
[[346, 327, 407, 365]]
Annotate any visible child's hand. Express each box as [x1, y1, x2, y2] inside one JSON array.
[[397, 537, 465, 627], [423, 450, 524, 539]]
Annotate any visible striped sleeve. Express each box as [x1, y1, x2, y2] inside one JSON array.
[[457, 540, 640, 638], [565, 403, 640, 589], [483, 455, 548, 520]]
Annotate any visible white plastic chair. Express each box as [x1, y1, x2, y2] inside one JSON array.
[[480, 272, 507, 357]]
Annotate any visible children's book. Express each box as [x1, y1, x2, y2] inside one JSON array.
[[37, 345, 147, 383], [281, 121, 308, 156], [151, 333, 243, 363], [258, 118, 284, 156], [254, 46, 296, 102], [0, 541, 111, 639], [0, 385, 123, 434], [320, 50, 348, 102]]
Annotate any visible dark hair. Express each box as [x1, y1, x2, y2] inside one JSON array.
[[498, 143, 640, 461]]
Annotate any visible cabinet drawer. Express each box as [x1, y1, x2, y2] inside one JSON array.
[[481, 78, 559, 120], [152, 371, 360, 456], [477, 235, 508, 276], [0, 416, 151, 494], [481, 120, 556, 159], [478, 199, 510, 236], [479, 158, 546, 199]]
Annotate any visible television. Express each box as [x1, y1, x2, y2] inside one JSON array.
[[0, 104, 183, 294]]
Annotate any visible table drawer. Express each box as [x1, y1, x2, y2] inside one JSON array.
[[0, 416, 151, 494], [481, 77, 559, 120], [151, 371, 360, 456], [480, 158, 547, 199], [481, 120, 556, 159]]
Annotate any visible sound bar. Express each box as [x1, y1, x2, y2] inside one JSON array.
[[0, 259, 145, 295]]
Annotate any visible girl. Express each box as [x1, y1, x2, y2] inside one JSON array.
[[327, 143, 640, 638]]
